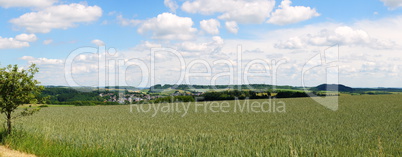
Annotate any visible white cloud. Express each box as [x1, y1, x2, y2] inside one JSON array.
[[138, 12, 197, 40], [275, 26, 397, 49], [132, 41, 163, 51], [164, 0, 178, 13], [43, 39, 53, 45], [200, 19, 220, 35], [91, 39, 105, 46], [354, 15, 402, 41], [274, 37, 304, 49], [0, 37, 29, 49], [182, 0, 275, 24], [0, 33, 39, 49], [380, 0, 402, 9], [10, 3, 102, 33], [143, 41, 162, 48], [20, 56, 63, 65], [178, 36, 224, 53], [217, 18, 402, 86], [182, 0, 235, 14], [267, 0, 320, 25], [225, 21, 238, 34], [244, 48, 265, 53], [212, 36, 224, 45], [0, 0, 56, 8], [116, 15, 141, 26], [71, 64, 98, 74], [20, 56, 35, 60], [180, 42, 208, 52], [15, 33, 37, 42], [20, 56, 68, 85], [73, 53, 106, 62]]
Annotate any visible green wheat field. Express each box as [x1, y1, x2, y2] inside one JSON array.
[[1, 94, 401, 156]]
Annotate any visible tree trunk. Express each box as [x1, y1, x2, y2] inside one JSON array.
[[6, 111, 11, 134]]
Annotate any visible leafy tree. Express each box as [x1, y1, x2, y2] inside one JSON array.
[[275, 91, 309, 98], [202, 90, 270, 101], [154, 96, 195, 103], [0, 64, 44, 134]]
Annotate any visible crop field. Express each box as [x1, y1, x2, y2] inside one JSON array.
[[1, 95, 401, 156]]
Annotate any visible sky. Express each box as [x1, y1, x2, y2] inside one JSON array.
[[0, 0, 401, 88]]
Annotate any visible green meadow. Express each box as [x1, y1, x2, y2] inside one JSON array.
[[1, 94, 401, 156]]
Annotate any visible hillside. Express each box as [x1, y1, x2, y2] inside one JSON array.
[[312, 84, 354, 92]]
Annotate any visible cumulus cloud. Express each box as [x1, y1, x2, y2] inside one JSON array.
[[43, 39, 53, 45], [200, 19, 220, 35], [164, 0, 179, 13], [274, 37, 304, 49], [180, 42, 208, 52], [138, 13, 197, 40], [275, 26, 396, 49], [91, 39, 105, 46], [20, 56, 63, 65], [0, 0, 56, 8], [267, 0, 320, 25], [116, 15, 141, 26], [179, 36, 224, 53], [143, 41, 162, 48], [225, 21, 238, 34], [15, 33, 37, 42], [0, 34, 39, 49], [380, 0, 402, 9], [244, 48, 264, 53], [10, 3, 102, 33], [182, 0, 275, 24], [0, 37, 29, 49]]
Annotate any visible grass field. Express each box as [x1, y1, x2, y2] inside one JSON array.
[[1, 95, 401, 156]]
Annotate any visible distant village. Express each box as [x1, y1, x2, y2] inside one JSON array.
[[98, 90, 203, 104]]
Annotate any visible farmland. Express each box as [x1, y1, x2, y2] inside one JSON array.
[[1, 94, 401, 156]]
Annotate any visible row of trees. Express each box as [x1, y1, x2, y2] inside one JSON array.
[[200, 90, 316, 101], [41, 87, 105, 104], [153, 96, 195, 103], [275, 91, 310, 98], [202, 90, 270, 101]]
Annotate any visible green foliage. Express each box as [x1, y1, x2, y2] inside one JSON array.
[[275, 91, 310, 98], [0, 64, 43, 134], [361, 91, 393, 95], [41, 87, 104, 103], [311, 84, 402, 94], [20, 107, 41, 116], [202, 90, 270, 101], [154, 96, 195, 103], [354, 88, 402, 93], [0, 95, 400, 156], [0, 64, 43, 112]]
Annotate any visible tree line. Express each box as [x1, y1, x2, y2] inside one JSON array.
[[150, 84, 301, 91]]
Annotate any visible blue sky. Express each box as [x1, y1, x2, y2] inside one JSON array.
[[0, 0, 402, 87]]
